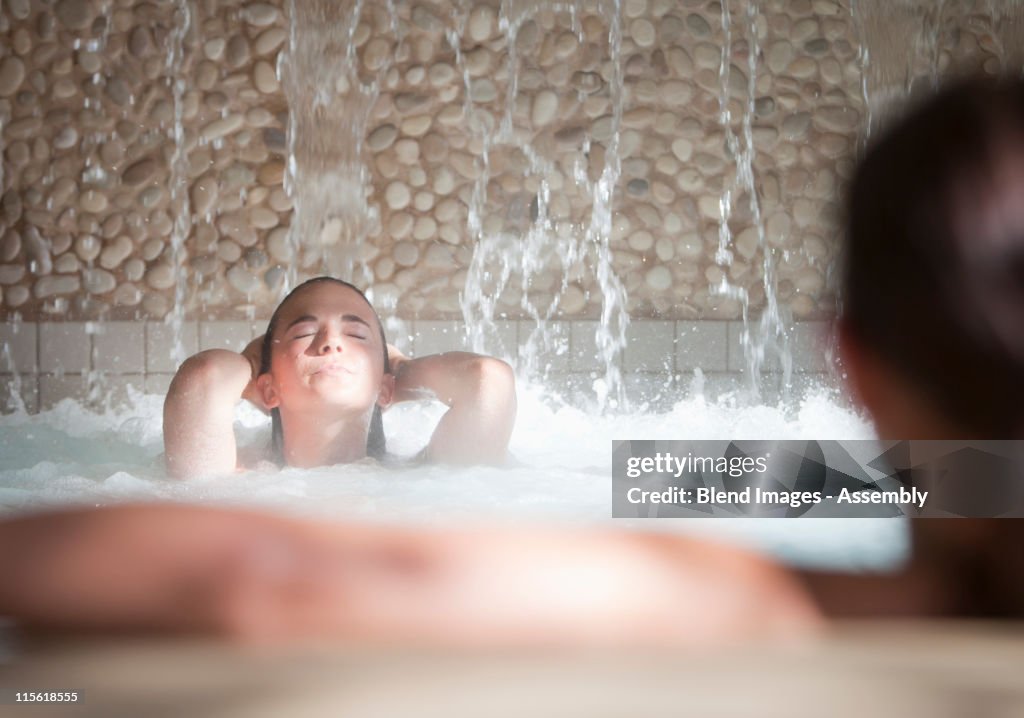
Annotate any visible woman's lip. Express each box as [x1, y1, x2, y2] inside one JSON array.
[[313, 363, 353, 376]]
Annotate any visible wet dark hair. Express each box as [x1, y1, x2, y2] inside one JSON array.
[[259, 276, 390, 461], [844, 77, 1024, 435]]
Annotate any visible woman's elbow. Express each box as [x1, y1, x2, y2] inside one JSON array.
[[470, 357, 517, 406], [170, 351, 225, 391], [166, 350, 247, 406]]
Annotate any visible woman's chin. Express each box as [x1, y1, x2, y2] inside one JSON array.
[[301, 385, 376, 412]]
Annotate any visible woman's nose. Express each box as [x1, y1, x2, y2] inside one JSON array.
[[317, 325, 344, 353]]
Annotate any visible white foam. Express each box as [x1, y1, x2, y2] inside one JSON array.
[[0, 379, 904, 570]]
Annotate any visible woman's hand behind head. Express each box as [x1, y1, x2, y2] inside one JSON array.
[[241, 335, 271, 414]]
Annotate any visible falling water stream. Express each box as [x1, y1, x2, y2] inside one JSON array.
[[711, 0, 790, 399], [166, 0, 195, 369], [278, 0, 397, 296]]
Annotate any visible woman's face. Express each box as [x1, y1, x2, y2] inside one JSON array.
[[260, 282, 392, 416]]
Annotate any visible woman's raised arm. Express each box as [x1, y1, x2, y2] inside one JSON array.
[[163, 337, 265, 479], [388, 346, 516, 465]]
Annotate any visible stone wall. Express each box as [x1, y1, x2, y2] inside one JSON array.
[[0, 0, 1019, 325]]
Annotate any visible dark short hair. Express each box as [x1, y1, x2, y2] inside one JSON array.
[[844, 77, 1024, 434], [260, 277, 390, 460]]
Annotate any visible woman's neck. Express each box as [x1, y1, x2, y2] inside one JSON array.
[[278, 408, 370, 468]]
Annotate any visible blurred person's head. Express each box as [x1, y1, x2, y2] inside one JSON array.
[[841, 78, 1024, 439], [258, 277, 393, 461]]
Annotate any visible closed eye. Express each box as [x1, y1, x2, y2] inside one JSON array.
[[288, 324, 317, 340]]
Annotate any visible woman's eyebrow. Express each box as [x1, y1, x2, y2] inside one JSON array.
[[341, 314, 371, 328], [284, 314, 317, 331], [284, 313, 371, 331]]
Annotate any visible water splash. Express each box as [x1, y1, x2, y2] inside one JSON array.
[[0, 341, 26, 414]]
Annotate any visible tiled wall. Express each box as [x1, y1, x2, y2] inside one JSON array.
[[0, 319, 836, 413]]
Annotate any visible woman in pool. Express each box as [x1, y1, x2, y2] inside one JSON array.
[[163, 277, 517, 478]]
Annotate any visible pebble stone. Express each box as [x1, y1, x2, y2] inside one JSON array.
[[73, 234, 100, 263], [677, 234, 702, 260], [412, 216, 436, 240], [375, 257, 395, 280], [242, 3, 280, 26], [34, 275, 81, 298], [401, 115, 432, 137], [388, 213, 413, 239], [53, 127, 78, 150], [201, 114, 244, 141], [141, 239, 163, 262], [227, 264, 259, 293], [54, 0, 93, 30], [99, 236, 132, 270], [468, 5, 496, 42], [782, 112, 811, 139], [0, 230, 20, 263], [123, 258, 145, 282], [394, 139, 419, 164], [0, 264, 26, 284], [113, 284, 141, 306], [767, 41, 793, 73], [532, 90, 558, 127], [662, 81, 693, 106], [368, 124, 398, 151], [142, 292, 169, 317], [7, 0, 31, 20], [631, 19, 656, 48], [469, 79, 497, 103], [83, 267, 116, 294], [384, 181, 411, 210], [671, 138, 693, 162], [80, 191, 108, 214], [253, 61, 279, 93], [686, 14, 711, 38], [257, 161, 284, 185], [255, 28, 287, 55], [226, 35, 249, 68], [248, 207, 277, 229], [393, 241, 419, 267], [428, 63, 455, 87], [0, 57, 26, 96], [122, 159, 156, 186], [645, 266, 672, 291], [268, 188, 291, 212], [191, 176, 218, 217], [203, 38, 225, 61], [266, 228, 292, 262], [145, 264, 176, 290], [363, 38, 390, 71], [4, 284, 28, 306]]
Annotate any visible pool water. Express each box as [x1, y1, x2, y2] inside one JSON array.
[[0, 379, 906, 571]]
